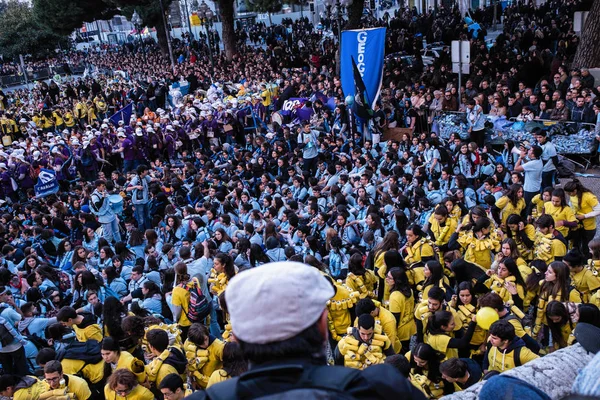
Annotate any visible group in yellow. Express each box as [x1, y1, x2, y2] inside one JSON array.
[[324, 179, 600, 398]]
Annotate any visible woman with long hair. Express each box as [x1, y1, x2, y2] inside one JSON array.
[[55, 239, 75, 272], [141, 281, 163, 315], [401, 224, 435, 282], [533, 261, 582, 340], [564, 179, 600, 254], [505, 214, 536, 263], [102, 266, 128, 297], [449, 282, 487, 359], [213, 228, 233, 253], [345, 253, 377, 299], [545, 301, 575, 352], [563, 248, 600, 303], [206, 342, 248, 388], [476, 257, 527, 309], [408, 343, 448, 398], [543, 188, 577, 240], [493, 236, 532, 281], [97, 246, 115, 270], [385, 267, 416, 354], [421, 260, 453, 301], [494, 184, 525, 228], [100, 337, 147, 384], [209, 253, 236, 297], [170, 262, 193, 341], [425, 310, 476, 361], [102, 296, 126, 341]]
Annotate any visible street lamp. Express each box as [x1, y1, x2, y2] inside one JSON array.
[[197, 0, 215, 78], [131, 10, 147, 62]]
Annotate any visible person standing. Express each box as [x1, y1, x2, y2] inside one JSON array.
[[90, 179, 121, 244], [514, 145, 543, 208], [298, 121, 319, 175], [466, 99, 486, 148], [127, 165, 153, 232], [533, 129, 558, 189]]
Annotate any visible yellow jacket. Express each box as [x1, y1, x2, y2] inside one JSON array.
[[41, 374, 92, 400], [52, 111, 64, 126], [207, 369, 230, 388], [388, 290, 417, 343], [345, 271, 377, 299], [337, 325, 390, 369], [495, 196, 525, 227], [484, 274, 525, 304], [457, 231, 500, 269], [73, 323, 103, 343], [62, 359, 105, 384], [487, 341, 539, 372], [75, 102, 88, 119], [354, 303, 401, 353], [145, 346, 187, 388], [64, 112, 76, 127], [455, 304, 487, 348], [183, 337, 225, 389], [208, 269, 229, 296], [508, 224, 536, 261], [543, 202, 577, 238], [570, 191, 599, 230], [326, 284, 359, 341], [570, 268, 600, 303], [104, 383, 154, 400], [114, 351, 147, 384], [12, 377, 46, 400], [533, 232, 567, 264]]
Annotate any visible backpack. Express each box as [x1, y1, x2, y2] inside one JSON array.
[[513, 346, 522, 367], [183, 278, 212, 323], [0, 321, 15, 347], [57, 339, 103, 365], [437, 147, 452, 167], [206, 364, 361, 400]]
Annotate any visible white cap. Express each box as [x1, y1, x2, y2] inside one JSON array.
[[71, 139, 80, 145], [173, 121, 180, 126], [225, 262, 334, 344], [51, 147, 60, 154], [101, 124, 108, 129], [33, 151, 41, 160], [117, 127, 125, 133], [83, 140, 90, 149], [147, 127, 155, 133], [19, 118, 27, 123], [0, 163, 6, 169], [154, 122, 160, 127], [166, 125, 174, 131], [135, 128, 143, 136], [117, 132, 126, 138]]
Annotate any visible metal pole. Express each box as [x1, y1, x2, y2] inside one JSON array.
[[493, 0, 497, 31], [184, 0, 194, 38], [206, 20, 215, 80], [95, 21, 103, 44], [159, 0, 177, 73]]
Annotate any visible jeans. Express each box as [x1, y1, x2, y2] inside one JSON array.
[[134, 202, 151, 232], [102, 218, 121, 244], [524, 190, 538, 217], [123, 159, 135, 174], [303, 156, 318, 175], [0, 345, 29, 375]]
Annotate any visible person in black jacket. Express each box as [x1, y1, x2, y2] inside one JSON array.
[[187, 261, 426, 400]]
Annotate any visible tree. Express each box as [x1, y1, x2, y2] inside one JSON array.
[[0, 1, 66, 59], [32, 0, 118, 36], [246, 0, 282, 25], [572, 0, 600, 69], [215, 0, 236, 61], [345, 0, 365, 30]]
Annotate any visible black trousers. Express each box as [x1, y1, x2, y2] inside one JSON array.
[[0, 345, 29, 375]]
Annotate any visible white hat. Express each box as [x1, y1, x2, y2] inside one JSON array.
[[14, 154, 25, 162], [154, 122, 160, 127], [19, 118, 27, 123], [0, 163, 6, 169], [51, 147, 60, 154], [135, 128, 143, 136], [82, 141, 90, 149], [166, 125, 174, 131], [63, 129, 70, 134], [32, 151, 41, 160], [71, 139, 80, 145], [200, 111, 207, 118], [47, 133, 54, 138], [101, 124, 108, 129], [103, 118, 109, 123], [225, 262, 334, 344], [117, 132, 126, 138], [118, 120, 125, 125], [117, 127, 125, 133], [147, 127, 155, 133], [173, 121, 180, 126], [136, 121, 143, 126]]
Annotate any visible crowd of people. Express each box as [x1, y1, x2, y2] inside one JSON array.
[[0, 1, 599, 399]]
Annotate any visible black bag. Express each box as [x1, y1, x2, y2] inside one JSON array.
[[0, 322, 15, 347], [57, 339, 102, 365]]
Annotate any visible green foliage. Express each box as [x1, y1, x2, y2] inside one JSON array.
[[245, 0, 283, 14], [32, 0, 118, 36], [0, 0, 66, 59]]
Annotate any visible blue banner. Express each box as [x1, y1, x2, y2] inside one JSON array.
[[34, 168, 59, 198], [340, 28, 386, 109], [109, 102, 134, 126]]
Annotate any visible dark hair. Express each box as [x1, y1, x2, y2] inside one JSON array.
[[44, 360, 63, 375], [499, 257, 526, 288], [388, 267, 412, 298], [563, 179, 592, 211], [411, 343, 443, 382], [36, 347, 57, 366], [103, 297, 125, 340], [187, 323, 209, 347], [222, 341, 247, 377], [56, 306, 77, 322], [577, 303, 600, 327], [440, 358, 468, 379], [546, 301, 571, 349], [358, 314, 375, 330], [158, 373, 185, 392], [237, 320, 325, 364], [488, 320, 516, 341], [541, 261, 571, 301], [477, 292, 504, 311], [214, 253, 236, 280], [505, 184, 523, 207], [426, 310, 453, 335], [385, 354, 410, 378], [355, 298, 376, 317], [423, 260, 444, 289], [428, 286, 445, 302], [456, 281, 475, 306], [146, 329, 169, 352], [101, 336, 121, 352], [107, 368, 138, 391]]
